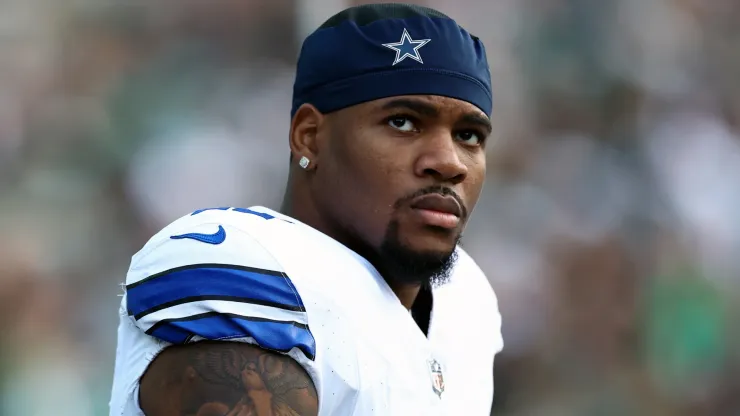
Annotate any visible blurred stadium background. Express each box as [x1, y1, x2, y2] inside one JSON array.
[[2, 0, 740, 414]]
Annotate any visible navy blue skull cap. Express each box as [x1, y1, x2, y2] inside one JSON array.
[[291, 3, 492, 118]]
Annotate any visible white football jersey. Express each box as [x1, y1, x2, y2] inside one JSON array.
[[110, 206, 503, 416]]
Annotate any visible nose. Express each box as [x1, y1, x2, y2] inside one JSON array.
[[413, 133, 468, 184]]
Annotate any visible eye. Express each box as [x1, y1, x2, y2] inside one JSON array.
[[387, 116, 417, 133], [455, 130, 484, 146]]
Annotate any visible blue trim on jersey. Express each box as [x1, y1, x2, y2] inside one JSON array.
[[191, 207, 230, 216], [127, 264, 305, 318], [231, 207, 275, 220], [190, 207, 275, 220], [148, 312, 317, 360], [188, 207, 294, 224]]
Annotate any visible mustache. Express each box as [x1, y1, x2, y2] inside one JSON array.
[[394, 185, 469, 219]]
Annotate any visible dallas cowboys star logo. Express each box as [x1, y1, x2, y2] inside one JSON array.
[[382, 28, 431, 66]]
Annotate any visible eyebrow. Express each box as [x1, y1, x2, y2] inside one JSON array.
[[380, 98, 493, 134], [460, 113, 493, 135]]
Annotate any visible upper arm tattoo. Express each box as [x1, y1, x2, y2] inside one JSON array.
[[139, 342, 318, 416]]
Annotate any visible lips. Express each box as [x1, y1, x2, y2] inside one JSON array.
[[410, 194, 463, 217]]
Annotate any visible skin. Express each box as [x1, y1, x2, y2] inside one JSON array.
[[286, 94, 491, 306], [138, 94, 490, 415], [139, 342, 318, 416]]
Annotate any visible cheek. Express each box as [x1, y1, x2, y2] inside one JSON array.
[[463, 158, 487, 208], [317, 131, 400, 241], [341, 146, 398, 212], [336, 127, 400, 194]]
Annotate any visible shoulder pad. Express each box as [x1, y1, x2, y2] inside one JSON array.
[[125, 210, 315, 360]]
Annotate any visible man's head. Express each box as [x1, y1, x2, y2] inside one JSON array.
[[285, 4, 492, 288]]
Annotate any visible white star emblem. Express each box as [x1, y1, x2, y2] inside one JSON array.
[[382, 28, 431, 66]]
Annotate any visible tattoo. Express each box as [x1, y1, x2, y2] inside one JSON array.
[[139, 342, 318, 416]]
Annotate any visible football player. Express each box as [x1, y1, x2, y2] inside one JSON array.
[[110, 3, 503, 415]]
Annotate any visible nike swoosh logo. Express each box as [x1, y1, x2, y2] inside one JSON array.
[[170, 225, 226, 245]]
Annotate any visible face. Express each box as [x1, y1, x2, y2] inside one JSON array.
[[305, 95, 490, 286]]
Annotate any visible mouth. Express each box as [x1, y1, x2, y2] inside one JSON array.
[[409, 194, 463, 229]]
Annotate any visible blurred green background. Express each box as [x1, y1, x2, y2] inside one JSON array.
[[2, 0, 740, 414]]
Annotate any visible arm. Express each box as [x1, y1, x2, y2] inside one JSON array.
[[139, 341, 318, 416], [127, 217, 319, 415]]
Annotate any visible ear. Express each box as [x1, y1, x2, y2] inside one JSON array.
[[289, 103, 324, 169]]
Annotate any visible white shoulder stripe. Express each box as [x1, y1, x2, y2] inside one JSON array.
[[135, 300, 308, 332]]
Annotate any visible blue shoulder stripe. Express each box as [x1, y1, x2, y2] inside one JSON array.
[[147, 312, 316, 360], [126, 264, 306, 318], [190, 207, 276, 220]]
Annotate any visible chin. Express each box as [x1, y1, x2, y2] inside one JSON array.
[[378, 231, 460, 288], [400, 229, 460, 256]]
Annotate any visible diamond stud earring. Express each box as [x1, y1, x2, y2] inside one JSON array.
[[298, 156, 310, 169]]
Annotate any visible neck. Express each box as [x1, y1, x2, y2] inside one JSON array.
[[388, 282, 422, 310], [280, 186, 324, 234], [281, 187, 422, 309], [279, 194, 294, 219]]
